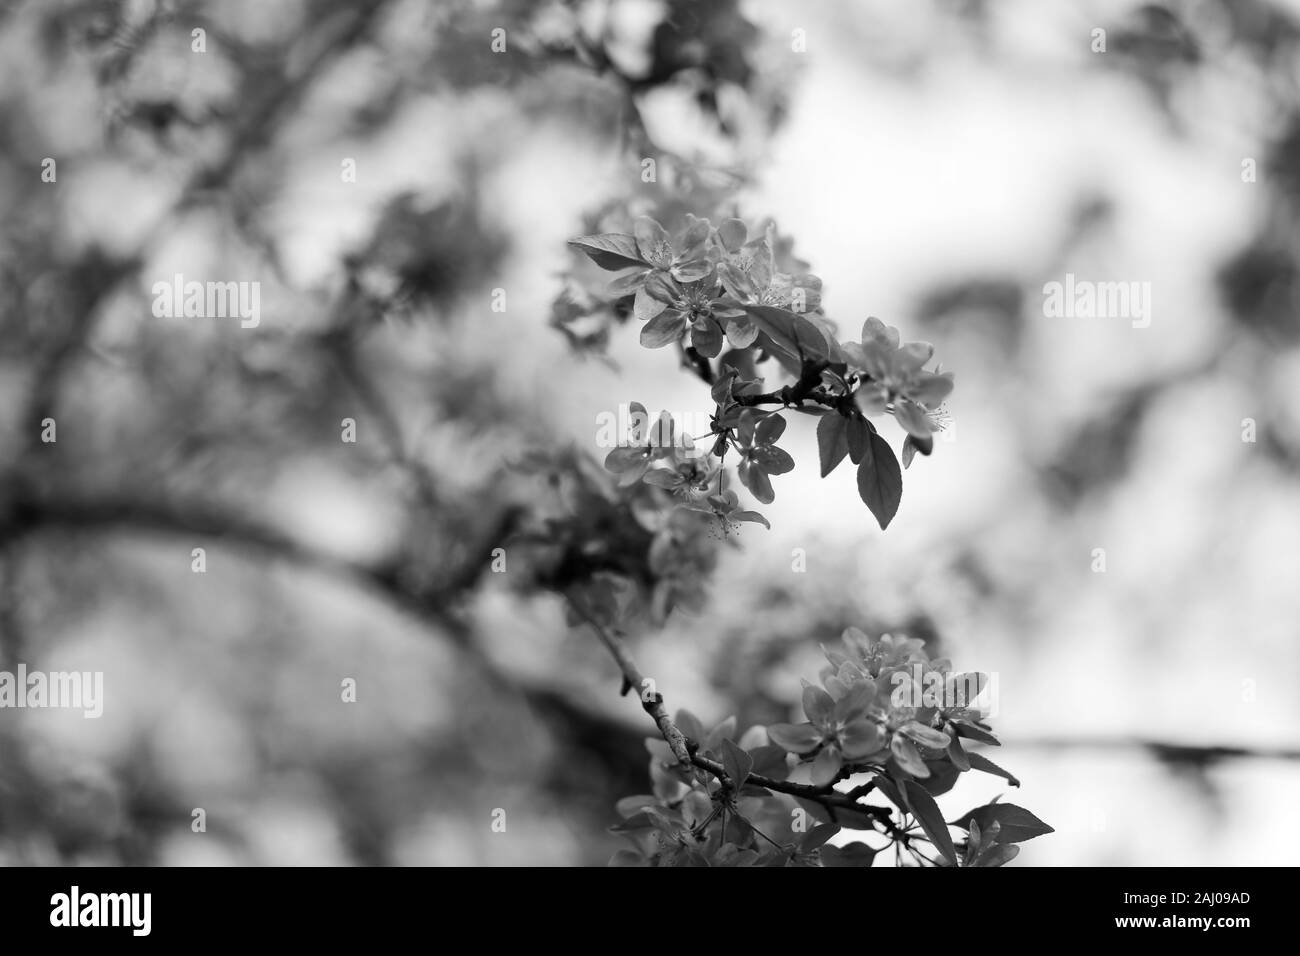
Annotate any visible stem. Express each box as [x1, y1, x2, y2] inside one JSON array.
[[568, 594, 908, 841]]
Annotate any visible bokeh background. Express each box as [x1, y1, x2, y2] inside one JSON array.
[[1, 0, 1298, 865]]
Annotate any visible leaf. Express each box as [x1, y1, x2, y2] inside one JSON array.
[[820, 842, 879, 867], [746, 743, 790, 781], [966, 752, 1020, 787], [846, 416, 870, 464], [817, 413, 850, 477], [917, 759, 961, 797], [857, 433, 903, 529], [799, 823, 841, 851], [973, 842, 1020, 867], [793, 796, 882, 832], [952, 720, 1000, 746], [606, 269, 649, 297], [674, 709, 706, 744], [568, 234, 648, 271], [947, 729, 971, 772], [721, 738, 754, 792], [903, 780, 958, 865], [951, 803, 1054, 844], [744, 305, 843, 373]]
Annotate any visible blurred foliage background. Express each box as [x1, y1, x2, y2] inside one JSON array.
[[0, 0, 1298, 865]]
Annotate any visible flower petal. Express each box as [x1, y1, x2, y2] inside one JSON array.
[[833, 681, 877, 723], [802, 684, 836, 725], [739, 459, 774, 504], [633, 217, 673, 268], [639, 311, 686, 349], [731, 509, 770, 529], [690, 319, 724, 358], [724, 318, 759, 349], [893, 399, 933, 439], [718, 218, 748, 252], [902, 720, 952, 750], [907, 371, 955, 408], [767, 722, 822, 755], [671, 258, 714, 283], [839, 719, 883, 760], [633, 285, 667, 321], [756, 412, 787, 444], [890, 733, 930, 777], [810, 745, 843, 786]]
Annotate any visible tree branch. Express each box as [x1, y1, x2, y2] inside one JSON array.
[[565, 594, 908, 841], [565, 598, 692, 767]]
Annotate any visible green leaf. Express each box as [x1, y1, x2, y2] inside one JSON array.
[[902, 780, 958, 865], [568, 234, 648, 271], [820, 842, 879, 867], [817, 413, 850, 477], [966, 752, 1020, 787], [857, 433, 903, 529], [721, 738, 753, 792], [952, 803, 1054, 844]]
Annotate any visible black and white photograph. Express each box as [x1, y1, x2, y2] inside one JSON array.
[[0, 0, 1293, 905]]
